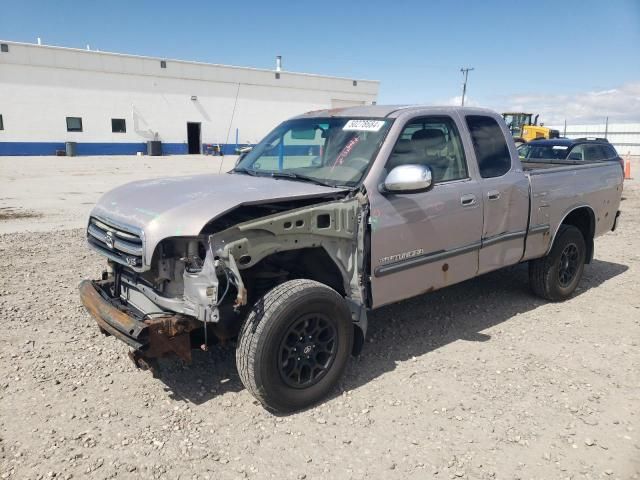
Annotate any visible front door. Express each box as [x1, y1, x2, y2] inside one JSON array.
[[368, 115, 484, 308], [187, 122, 201, 154]]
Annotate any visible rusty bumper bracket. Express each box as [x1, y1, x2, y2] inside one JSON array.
[[78, 280, 201, 366]]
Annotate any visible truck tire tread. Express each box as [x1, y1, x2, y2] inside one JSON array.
[[236, 279, 352, 412], [529, 225, 586, 301]]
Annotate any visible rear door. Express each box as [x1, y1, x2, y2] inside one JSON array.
[[367, 114, 483, 308], [464, 114, 529, 274]]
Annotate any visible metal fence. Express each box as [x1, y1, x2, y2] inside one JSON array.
[[547, 121, 640, 157]]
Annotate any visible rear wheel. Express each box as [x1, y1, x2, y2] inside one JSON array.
[[529, 225, 586, 301], [236, 279, 353, 412]]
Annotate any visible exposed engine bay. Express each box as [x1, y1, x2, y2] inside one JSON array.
[[85, 191, 370, 370]]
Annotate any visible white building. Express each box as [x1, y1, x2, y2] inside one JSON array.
[[0, 40, 379, 156]]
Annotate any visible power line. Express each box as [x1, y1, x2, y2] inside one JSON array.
[[460, 67, 474, 107]]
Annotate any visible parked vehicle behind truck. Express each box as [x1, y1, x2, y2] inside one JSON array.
[[517, 137, 625, 172], [79, 106, 623, 412]]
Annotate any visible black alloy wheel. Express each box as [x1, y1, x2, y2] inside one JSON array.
[[278, 313, 338, 388]]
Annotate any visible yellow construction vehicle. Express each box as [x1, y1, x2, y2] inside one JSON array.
[[502, 112, 560, 145]]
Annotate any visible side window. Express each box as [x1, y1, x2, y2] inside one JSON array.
[[567, 144, 585, 161], [598, 144, 616, 159], [583, 144, 605, 161], [605, 145, 618, 159], [517, 144, 530, 159], [386, 116, 468, 183], [465, 115, 511, 178]]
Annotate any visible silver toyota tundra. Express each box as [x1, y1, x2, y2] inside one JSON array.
[[79, 106, 623, 412]]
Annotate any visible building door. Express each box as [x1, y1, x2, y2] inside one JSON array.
[[187, 122, 201, 154]]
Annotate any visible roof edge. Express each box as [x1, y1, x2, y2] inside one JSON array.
[[0, 39, 380, 84]]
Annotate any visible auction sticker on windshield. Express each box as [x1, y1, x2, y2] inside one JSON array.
[[343, 119, 386, 132]]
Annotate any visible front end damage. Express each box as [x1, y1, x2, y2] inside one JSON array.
[[79, 279, 200, 371], [79, 193, 370, 371]]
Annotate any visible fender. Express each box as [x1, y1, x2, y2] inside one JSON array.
[[210, 194, 369, 306]]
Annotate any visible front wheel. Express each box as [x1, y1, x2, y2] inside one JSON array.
[[236, 279, 353, 412], [529, 225, 586, 301]]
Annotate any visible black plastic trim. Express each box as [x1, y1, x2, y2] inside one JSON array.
[[374, 241, 481, 277]]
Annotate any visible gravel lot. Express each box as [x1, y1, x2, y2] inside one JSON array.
[[1, 157, 638, 480], [0, 155, 237, 233]]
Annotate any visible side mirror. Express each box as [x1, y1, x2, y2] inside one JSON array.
[[382, 164, 433, 193]]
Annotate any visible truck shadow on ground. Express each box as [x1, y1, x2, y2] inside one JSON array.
[[156, 259, 627, 407]]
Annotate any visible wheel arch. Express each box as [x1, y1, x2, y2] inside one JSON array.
[[548, 206, 596, 263], [242, 247, 367, 356], [249, 246, 347, 295]]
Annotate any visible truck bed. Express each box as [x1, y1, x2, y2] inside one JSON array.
[[521, 159, 622, 262]]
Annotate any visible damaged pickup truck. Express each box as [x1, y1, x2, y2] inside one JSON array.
[[79, 106, 623, 412]]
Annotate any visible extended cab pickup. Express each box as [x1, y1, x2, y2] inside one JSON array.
[[79, 106, 623, 412]]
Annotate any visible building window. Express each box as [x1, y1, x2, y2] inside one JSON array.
[[111, 118, 126, 133], [275, 72, 280, 79], [0, 114, 4, 130], [160, 60, 167, 68], [0, 44, 8, 53], [352, 80, 357, 86], [66, 117, 83, 132]]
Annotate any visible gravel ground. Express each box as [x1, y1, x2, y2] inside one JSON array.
[[0, 178, 638, 479], [0, 155, 237, 233]]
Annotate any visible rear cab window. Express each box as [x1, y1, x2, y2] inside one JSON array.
[[465, 115, 511, 178]]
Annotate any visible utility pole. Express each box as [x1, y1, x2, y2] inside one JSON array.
[[460, 67, 474, 106]]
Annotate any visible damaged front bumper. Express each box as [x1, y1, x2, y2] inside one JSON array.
[[78, 280, 201, 370]]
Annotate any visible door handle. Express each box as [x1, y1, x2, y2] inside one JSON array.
[[460, 194, 476, 206], [487, 190, 501, 201]]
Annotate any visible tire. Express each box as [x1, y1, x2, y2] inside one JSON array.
[[236, 279, 353, 412], [529, 225, 586, 301]]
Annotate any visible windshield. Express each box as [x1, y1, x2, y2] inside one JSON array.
[[518, 143, 569, 160], [234, 117, 393, 187]]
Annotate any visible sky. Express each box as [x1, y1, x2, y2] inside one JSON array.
[[1, 0, 639, 124]]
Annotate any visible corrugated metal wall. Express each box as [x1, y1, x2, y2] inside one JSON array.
[[547, 122, 640, 157]]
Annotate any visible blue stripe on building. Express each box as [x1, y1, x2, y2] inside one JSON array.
[[0, 142, 212, 156], [0, 142, 319, 156]]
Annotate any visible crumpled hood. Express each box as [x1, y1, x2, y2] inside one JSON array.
[[90, 172, 347, 264]]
